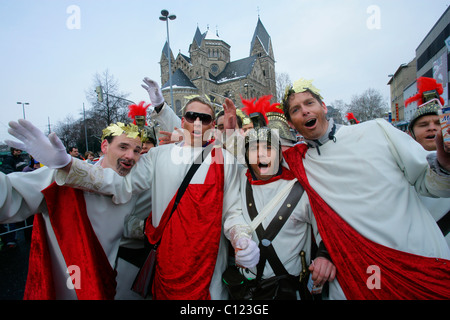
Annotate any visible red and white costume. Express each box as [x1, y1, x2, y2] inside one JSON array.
[[283, 119, 450, 299], [57, 142, 247, 300]]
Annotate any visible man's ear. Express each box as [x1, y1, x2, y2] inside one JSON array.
[[100, 139, 109, 155], [322, 102, 328, 115]]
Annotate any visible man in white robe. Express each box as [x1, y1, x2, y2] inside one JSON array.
[[281, 78, 450, 299], [0, 123, 149, 299], [6, 94, 259, 300]]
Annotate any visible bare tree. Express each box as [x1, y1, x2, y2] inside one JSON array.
[[85, 69, 133, 127], [52, 70, 132, 155], [276, 72, 292, 102], [327, 100, 347, 124], [346, 88, 388, 122], [53, 115, 79, 149]]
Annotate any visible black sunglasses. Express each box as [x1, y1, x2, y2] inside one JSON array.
[[184, 111, 213, 125]]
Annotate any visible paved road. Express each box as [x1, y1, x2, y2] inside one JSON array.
[[0, 229, 30, 300]]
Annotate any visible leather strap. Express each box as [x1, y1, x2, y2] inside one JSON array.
[[245, 179, 304, 279], [155, 143, 215, 247]]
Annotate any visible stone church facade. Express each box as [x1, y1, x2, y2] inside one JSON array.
[[159, 18, 276, 116]]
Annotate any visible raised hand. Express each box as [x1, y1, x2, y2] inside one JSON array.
[[222, 98, 237, 131], [142, 77, 164, 107], [6, 119, 72, 169]]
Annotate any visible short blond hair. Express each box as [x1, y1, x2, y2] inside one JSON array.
[[183, 96, 215, 117]]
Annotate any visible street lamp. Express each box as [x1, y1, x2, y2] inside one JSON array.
[[159, 9, 176, 112], [16, 102, 30, 119]]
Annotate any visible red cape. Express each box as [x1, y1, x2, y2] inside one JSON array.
[[145, 148, 225, 299], [283, 143, 450, 299], [24, 182, 117, 300]]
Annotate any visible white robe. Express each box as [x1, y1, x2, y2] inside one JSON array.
[[299, 119, 450, 299], [57, 143, 247, 300], [0, 163, 151, 299], [238, 166, 318, 281]]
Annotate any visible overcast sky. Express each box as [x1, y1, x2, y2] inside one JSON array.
[[1, 0, 449, 143]]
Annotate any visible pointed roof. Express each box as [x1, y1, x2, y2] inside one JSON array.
[[204, 28, 222, 41], [193, 26, 205, 47], [211, 56, 257, 84], [250, 18, 271, 55], [161, 69, 197, 90], [161, 41, 173, 59]]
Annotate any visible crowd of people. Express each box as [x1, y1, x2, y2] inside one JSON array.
[[0, 75, 448, 300]]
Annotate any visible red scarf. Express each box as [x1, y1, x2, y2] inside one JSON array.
[[145, 148, 225, 299], [245, 167, 296, 185], [283, 143, 450, 299], [24, 182, 117, 300]]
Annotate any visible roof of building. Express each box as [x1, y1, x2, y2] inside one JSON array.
[[179, 53, 191, 64], [204, 28, 222, 41], [161, 68, 198, 90], [161, 41, 173, 59], [211, 55, 257, 84], [193, 27, 205, 47], [250, 18, 271, 55]]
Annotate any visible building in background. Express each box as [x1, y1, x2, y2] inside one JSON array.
[[387, 59, 417, 130], [159, 18, 276, 116], [415, 6, 449, 108], [388, 6, 449, 131]]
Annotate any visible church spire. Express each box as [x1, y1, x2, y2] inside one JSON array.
[[250, 17, 272, 56]]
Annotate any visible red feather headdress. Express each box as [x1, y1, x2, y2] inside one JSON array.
[[346, 112, 359, 124], [404, 77, 444, 108], [128, 101, 151, 125], [241, 95, 277, 125]]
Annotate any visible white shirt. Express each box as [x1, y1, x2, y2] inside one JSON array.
[[300, 119, 450, 299]]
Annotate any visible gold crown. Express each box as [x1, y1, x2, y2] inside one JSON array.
[[101, 122, 143, 141], [283, 78, 323, 101]]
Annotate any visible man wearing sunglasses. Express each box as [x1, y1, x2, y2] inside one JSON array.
[[6, 81, 259, 300]]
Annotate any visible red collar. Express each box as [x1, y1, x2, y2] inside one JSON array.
[[246, 167, 296, 185]]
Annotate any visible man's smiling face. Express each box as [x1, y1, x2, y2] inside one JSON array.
[[247, 140, 281, 181], [287, 91, 328, 141], [101, 133, 142, 176]]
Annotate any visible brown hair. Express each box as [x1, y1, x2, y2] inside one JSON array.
[[282, 88, 324, 122]]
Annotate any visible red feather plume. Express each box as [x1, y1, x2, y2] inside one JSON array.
[[404, 77, 444, 108], [264, 100, 283, 115], [241, 95, 276, 125], [346, 112, 359, 124], [128, 101, 150, 125]]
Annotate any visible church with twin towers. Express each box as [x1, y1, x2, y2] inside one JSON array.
[[159, 17, 277, 116]]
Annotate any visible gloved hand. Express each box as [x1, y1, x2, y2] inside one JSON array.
[[235, 237, 260, 268], [6, 119, 72, 169], [141, 77, 164, 107]]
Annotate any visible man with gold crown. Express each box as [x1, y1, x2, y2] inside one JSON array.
[[281, 77, 450, 299], [0, 121, 151, 299], [222, 101, 336, 300], [5, 78, 260, 300]]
